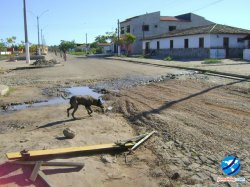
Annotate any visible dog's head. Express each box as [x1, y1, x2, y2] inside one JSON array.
[[97, 99, 105, 113]]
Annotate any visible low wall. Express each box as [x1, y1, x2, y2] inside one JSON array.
[[143, 48, 244, 59], [228, 48, 243, 58], [243, 49, 250, 60], [0, 52, 11, 55], [210, 49, 225, 59], [9, 55, 45, 61], [144, 48, 210, 59]]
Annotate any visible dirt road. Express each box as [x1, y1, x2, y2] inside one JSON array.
[[0, 54, 249, 186], [110, 78, 250, 185]]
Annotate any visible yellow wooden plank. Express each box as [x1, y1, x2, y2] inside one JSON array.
[[6, 143, 134, 160]]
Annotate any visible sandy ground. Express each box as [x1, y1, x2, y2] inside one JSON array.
[[0, 54, 249, 187]]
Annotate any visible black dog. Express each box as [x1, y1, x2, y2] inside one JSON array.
[[67, 95, 104, 119]]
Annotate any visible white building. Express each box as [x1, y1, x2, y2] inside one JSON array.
[[142, 24, 250, 59], [97, 43, 114, 54], [120, 11, 214, 54]]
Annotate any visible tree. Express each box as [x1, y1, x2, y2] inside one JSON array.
[[6, 36, 16, 47], [0, 40, 6, 52], [18, 44, 25, 51], [95, 35, 108, 43], [121, 33, 136, 56], [29, 45, 38, 53], [58, 40, 76, 53]]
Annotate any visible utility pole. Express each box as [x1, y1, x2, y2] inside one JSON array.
[[23, 0, 30, 64], [30, 10, 48, 55], [37, 16, 41, 55], [117, 19, 120, 56], [142, 22, 145, 40], [41, 29, 43, 54], [85, 33, 88, 54]]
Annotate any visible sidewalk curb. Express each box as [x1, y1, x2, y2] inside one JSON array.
[[108, 57, 250, 80]]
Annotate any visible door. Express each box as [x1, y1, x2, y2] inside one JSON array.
[[145, 42, 150, 54], [223, 37, 229, 58]]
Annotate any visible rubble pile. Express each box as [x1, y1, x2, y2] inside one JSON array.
[[32, 59, 59, 66]]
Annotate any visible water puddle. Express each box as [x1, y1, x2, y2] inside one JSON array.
[[1, 86, 103, 113]]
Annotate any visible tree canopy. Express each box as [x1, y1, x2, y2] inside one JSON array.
[[121, 33, 136, 56], [58, 40, 76, 53]]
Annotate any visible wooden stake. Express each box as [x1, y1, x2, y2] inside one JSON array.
[[131, 131, 156, 151]]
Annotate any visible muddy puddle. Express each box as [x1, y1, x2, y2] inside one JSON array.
[[1, 86, 102, 113]]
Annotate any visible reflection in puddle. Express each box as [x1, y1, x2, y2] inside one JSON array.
[[2, 86, 103, 113]]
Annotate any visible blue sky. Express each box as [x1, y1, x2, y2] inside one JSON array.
[[0, 0, 249, 45]]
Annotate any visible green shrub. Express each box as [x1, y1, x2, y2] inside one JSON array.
[[68, 51, 86, 55], [203, 58, 222, 64], [164, 56, 172, 61], [138, 55, 145, 59], [89, 48, 97, 54]]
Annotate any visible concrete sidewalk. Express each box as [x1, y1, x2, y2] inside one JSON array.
[[107, 56, 250, 78]]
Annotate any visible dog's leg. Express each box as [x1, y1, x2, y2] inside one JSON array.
[[67, 106, 73, 117], [72, 105, 78, 119], [85, 106, 93, 116], [85, 106, 91, 115], [88, 106, 93, 115]]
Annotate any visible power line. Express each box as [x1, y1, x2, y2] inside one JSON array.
[[191, 0, 225, 13]]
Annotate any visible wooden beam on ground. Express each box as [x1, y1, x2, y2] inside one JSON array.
[[6, 143, 134, 160], [131, 131, 156, 151], [29, 161, 42, 182], [9, 161, 85, 167], [38, 171, 53, 187]]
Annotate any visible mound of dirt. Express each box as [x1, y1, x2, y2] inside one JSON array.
[[32, 59, 60, 66]]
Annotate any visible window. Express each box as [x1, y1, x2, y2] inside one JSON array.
[[142, 25, 149, 31], [237, 38, 244, 43], [169, 26, 176, 32], [121, 27, 125, 34], [170, 40, 173, 49], [154, 25, 158, 28], [157, 41, 160, 50], [126, 25, 130, 33], [199, 37, 204, 48], [184, 39, 189, 48]]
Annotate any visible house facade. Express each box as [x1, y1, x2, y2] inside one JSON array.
[[97, 43, 114, 54], [142, 24, 250, 59], [120, 11, 214, 54]]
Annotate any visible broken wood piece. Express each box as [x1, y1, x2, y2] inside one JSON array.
[[29, 161, 42, 182], [131, 131, 156, 151], [6, 142, 134, 160], [9, 161, 85, 168], [115, 133, 148, 146], [38, 170, 53, 187]]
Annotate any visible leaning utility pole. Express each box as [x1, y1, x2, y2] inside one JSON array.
[[23, 0, 30, 64]]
